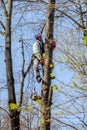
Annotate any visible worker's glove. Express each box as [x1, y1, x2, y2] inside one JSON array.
[[40, 58, 45, 65]]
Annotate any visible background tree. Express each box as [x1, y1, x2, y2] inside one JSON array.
[[0, 0, 20, 129]]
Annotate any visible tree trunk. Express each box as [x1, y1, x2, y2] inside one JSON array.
[[5, 0, 20, 129], [40, 0, 55, 130]]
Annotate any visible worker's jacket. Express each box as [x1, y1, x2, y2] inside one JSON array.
[[32, 40, 44, 60]]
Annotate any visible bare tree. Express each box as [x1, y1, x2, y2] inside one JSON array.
[[0, 0, 20, 129]]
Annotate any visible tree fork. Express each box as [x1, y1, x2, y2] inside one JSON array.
[[40, 0, 55, 130]]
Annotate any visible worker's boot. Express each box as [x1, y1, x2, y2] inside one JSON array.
[[35, 67, 42, 83], [36, 75, 42, 83]]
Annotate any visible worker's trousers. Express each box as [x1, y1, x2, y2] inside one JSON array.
[[33, 58, 40, 78]]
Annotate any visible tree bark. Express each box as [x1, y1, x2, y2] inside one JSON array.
[[40, 0, 55, 130], [4, 0, 20, 129]]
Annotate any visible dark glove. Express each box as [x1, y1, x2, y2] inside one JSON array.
[[40, 58, 45, 65]]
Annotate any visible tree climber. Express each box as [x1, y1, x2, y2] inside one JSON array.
[[32, 33, 44, 83]]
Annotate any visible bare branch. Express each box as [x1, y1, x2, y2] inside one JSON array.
[[0, 20, 5, 30], [0, 0, 8, 17], [52, 117, 79, 130], [78, 0, 86, 35], [19, 39, 25, 107], [0, 107, 10, 118], [57, 9, 84, 29], [0, 31, 5, 35], [24, 56, 33, 77]]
